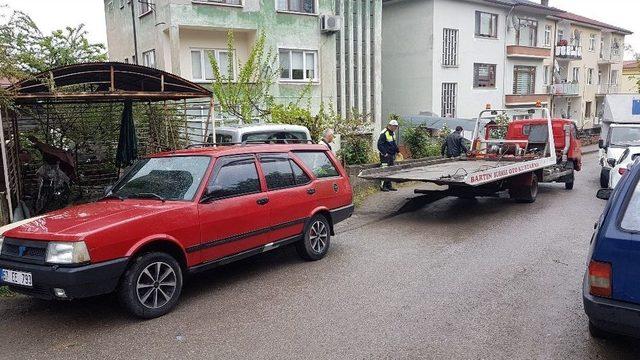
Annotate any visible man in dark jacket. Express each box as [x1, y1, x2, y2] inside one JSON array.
[[377, 120, 400, 191], [441, 126, 469, 158]]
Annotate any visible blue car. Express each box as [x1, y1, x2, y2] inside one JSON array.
[[584, 158, 640, 338]]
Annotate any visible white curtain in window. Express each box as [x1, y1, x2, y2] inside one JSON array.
[[279, 50, 290, 79], [204, 50, 215, 80], [218, 51, 233, 79], [305, 52, 315, 79], [291, 51, 304, 80], [191, 51, 202, 80]]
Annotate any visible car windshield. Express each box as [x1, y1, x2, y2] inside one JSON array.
[[111, 156, 211, 201], [242, 131, 308, 142], [609, 127, 640, 146]]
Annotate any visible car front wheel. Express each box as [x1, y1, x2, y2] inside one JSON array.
[[118, 252, 183, 319], [296, 214, 331, 261]]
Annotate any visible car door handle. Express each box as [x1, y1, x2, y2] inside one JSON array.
[[256, 198, 269, 205], [307, 188, 316, 195]]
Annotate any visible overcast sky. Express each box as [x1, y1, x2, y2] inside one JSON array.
[[2, 0, 639, 59]]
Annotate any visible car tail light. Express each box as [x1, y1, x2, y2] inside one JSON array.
[[589, 260, 612, 298], [619, 167, 628, 175]]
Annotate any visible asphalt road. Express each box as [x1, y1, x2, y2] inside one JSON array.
[[2, 152, 640, 359]]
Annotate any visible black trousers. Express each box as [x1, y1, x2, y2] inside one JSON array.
[[380, 154, 395, 190]]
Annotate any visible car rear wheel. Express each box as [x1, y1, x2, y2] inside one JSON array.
[[296, 214, 331, 261], [118, 252, 183, 319], [510, 173, 539, 203]]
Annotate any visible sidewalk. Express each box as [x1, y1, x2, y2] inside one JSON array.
[[583, 144, 599, 155]]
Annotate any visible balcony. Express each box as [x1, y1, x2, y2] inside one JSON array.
[[599, 50, 623, 64], [555, 45, 582, 61], [505, 94, 551, 107], [506, 45, 551, 60], [597, 83, 620, 95], [548, 83, 580, 96]]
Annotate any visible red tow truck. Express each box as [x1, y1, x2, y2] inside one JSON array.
[[359, 107, 582, 202]]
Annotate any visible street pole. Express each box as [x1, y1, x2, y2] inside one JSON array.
[[131, 0, 139, 64]]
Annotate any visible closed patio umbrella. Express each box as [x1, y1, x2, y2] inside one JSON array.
[[115, 100, 138, 169]]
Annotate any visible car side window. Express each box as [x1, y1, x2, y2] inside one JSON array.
[[293, 151, 339, 178], [621, 178, 640, 232], [260, 157, 295, 190], [290, 160, 311, 184], [207, 157, 261, 200]]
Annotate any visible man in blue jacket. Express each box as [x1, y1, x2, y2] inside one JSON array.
[[377, 120, 400, 191]]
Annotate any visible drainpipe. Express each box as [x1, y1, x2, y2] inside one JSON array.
[[131, 1, 139, 64]]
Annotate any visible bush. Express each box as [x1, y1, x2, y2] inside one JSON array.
[[269, 104, 324, 140], [339, 135, 374, 165], [402, 125, 432, 158]]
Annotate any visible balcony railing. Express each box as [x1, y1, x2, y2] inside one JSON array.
[[599, 50, 623, 64], [548, 83, 579, 96], [555, 45, 582, 60], [597, 83, 620, 95], [505, 94, 551, 106], [506, 45, 551, 60]]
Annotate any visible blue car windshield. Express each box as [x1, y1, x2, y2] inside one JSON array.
[[112, 156, 211, 201]]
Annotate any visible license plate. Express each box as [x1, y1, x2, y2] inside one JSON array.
[[1, 269, 33, 287]]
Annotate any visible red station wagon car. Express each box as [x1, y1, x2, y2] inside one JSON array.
[[0, 144, 354, 318]]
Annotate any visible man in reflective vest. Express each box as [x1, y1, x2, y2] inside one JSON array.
[[377, 120, 400, 191]]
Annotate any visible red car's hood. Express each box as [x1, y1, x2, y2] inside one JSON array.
[[1, 200, 191, 241]]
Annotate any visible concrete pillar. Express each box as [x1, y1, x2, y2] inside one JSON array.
[[347, 0, 355, 114], [339, 0, 347, 119], [365, 0, 372, 118], [169, 25, 181, 76], [356, 0, 363, 114], [373, 0, 382, 130]]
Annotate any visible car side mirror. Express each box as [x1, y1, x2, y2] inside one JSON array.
[[598, 139, 605, 149], [596, 188, 612, 200], [104, 185, 114, 196]]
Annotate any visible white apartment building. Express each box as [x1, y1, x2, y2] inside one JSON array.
[[103, 0, 382, 132], [382, 0, 630, 130]]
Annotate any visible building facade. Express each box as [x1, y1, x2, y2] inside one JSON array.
[[622, 60, 640, 94], [549, 12, 631, 129], [103, 0, 382, 133], [381, 0, 631, 130]]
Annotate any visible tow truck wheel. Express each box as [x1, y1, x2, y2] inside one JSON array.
[[564, 161, 575, 190], [118, 252, 183, 319], [510, 173, 538, 203]]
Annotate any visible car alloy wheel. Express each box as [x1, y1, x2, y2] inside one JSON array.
[[309, 220, 329, 254], [136, 261, 177, 309]]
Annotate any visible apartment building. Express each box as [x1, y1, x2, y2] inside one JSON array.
[[382, 0, 631, 130], [382, 0, 560, 122], [548, 12, 631, 129], [103, 0, 382, 132]]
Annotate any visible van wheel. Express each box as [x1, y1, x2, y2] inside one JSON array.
[[600, 168, 609, 188], [565, 181, 574, 190], [118, 252, 183, 319], [510, 173, 539, 203], [589, 321, 617, 340], [296, 214, 331, 261]]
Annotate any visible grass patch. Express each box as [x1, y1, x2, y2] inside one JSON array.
[[0, 286, 15, 298]]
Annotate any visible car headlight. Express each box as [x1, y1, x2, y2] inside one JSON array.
[[46, 242, 90, 264]]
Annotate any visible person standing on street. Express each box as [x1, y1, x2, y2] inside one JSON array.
[[441, 126, 469, 158], [320, 128, 335, 151], [377, 120, 400, 191]]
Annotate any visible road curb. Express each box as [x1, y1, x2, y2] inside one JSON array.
[[583, 149, 599, 155]]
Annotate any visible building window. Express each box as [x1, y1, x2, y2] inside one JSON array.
[[557, 29, 564, 43], [277, 0, 315, 14], [585, 101, 592, 118], [442, 28, 458, 67], [587, 68, 594, 85], [473, 63, 496, 88], [191, 49, 235, 82], [589, 34, 596, 51], [611, 70, 619, 85], [516, 19, 538, 47], [544, 25, 552, 47], [194, 0, 241, 4], [572, 67, 579, 83], [543, 65, 550, 85], [140, 0, 153, 14], [475, 11, 498, 38], [279, 49, 317, 81], [441, 83, 457, 117], [513, 66, 536, 95], [142, 50, 156, 68], [124, 57, 129, 64]]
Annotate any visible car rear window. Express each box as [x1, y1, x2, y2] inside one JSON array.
[[242, 131, 308, 142], [294, 151, 339, 178], [621, 178, 640, 232], [260, 157, 295, 190]]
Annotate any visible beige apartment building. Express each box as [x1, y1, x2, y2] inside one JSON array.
[[547, 12, 631, 129]]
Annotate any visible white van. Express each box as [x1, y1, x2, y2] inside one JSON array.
[[209, 124, 312, 144], [600, 124, 640, 187]]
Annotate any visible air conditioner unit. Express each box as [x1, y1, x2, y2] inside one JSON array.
[[321, 15, 342, 33]]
